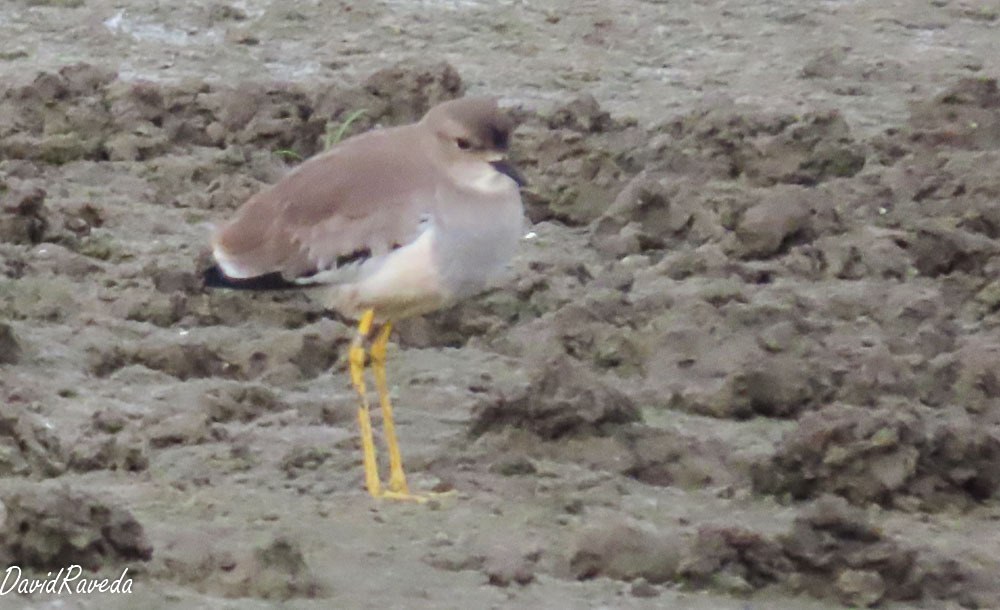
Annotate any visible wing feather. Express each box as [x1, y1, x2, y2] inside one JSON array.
[[211, 125, 435, 280]]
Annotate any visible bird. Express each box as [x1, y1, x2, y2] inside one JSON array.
[[203, 97, 525, 502]]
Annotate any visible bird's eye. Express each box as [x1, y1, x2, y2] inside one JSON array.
[[456, 138, 472, 150]]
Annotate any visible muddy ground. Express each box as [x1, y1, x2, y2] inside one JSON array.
[[2, 0, 1000, 608]]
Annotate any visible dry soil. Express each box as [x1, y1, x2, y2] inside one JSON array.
[[2, 0, 1000, 609]]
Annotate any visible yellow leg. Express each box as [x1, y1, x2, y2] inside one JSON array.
[[370, 322, 426, 502], [349, 309, 380, 497]]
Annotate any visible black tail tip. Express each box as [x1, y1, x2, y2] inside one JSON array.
[[202, 265, 231, 288], [202, 265, 300, 291]]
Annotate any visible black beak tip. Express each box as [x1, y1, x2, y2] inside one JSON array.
[[489, 159, 527, 188]]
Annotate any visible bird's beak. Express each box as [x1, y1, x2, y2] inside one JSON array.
[[489, 159, 526, 188]]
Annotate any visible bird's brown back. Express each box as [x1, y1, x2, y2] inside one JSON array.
[[212, 125, 437, 279]]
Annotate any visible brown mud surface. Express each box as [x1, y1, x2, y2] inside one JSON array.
[[2, 1, 1000, 608]]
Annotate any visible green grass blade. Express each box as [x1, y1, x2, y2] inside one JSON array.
[[324, 108, 368, 150]]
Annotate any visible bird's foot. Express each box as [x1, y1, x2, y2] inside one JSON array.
[[375, 489, 429, 503], [373, 488, 458, 504], [371, 477, 458, 504]]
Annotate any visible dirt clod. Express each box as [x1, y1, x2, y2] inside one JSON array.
[[0, 483, 152, 570], [0, 323, 21, 364], [569, 520, 682, 584], [0, 402, 65, 477], [754, 404, 1000, 509], [470, 356, 639, 439], [0, 180, 47, 244]]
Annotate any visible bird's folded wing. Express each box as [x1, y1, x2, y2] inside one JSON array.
[[211, 130, 430, 280]]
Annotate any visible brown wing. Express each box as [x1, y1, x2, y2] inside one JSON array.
[[211, 125, 435, 279]]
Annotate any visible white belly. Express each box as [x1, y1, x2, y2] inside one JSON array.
[[328, 191, 524, 321], [329, 228, 448, 321]]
